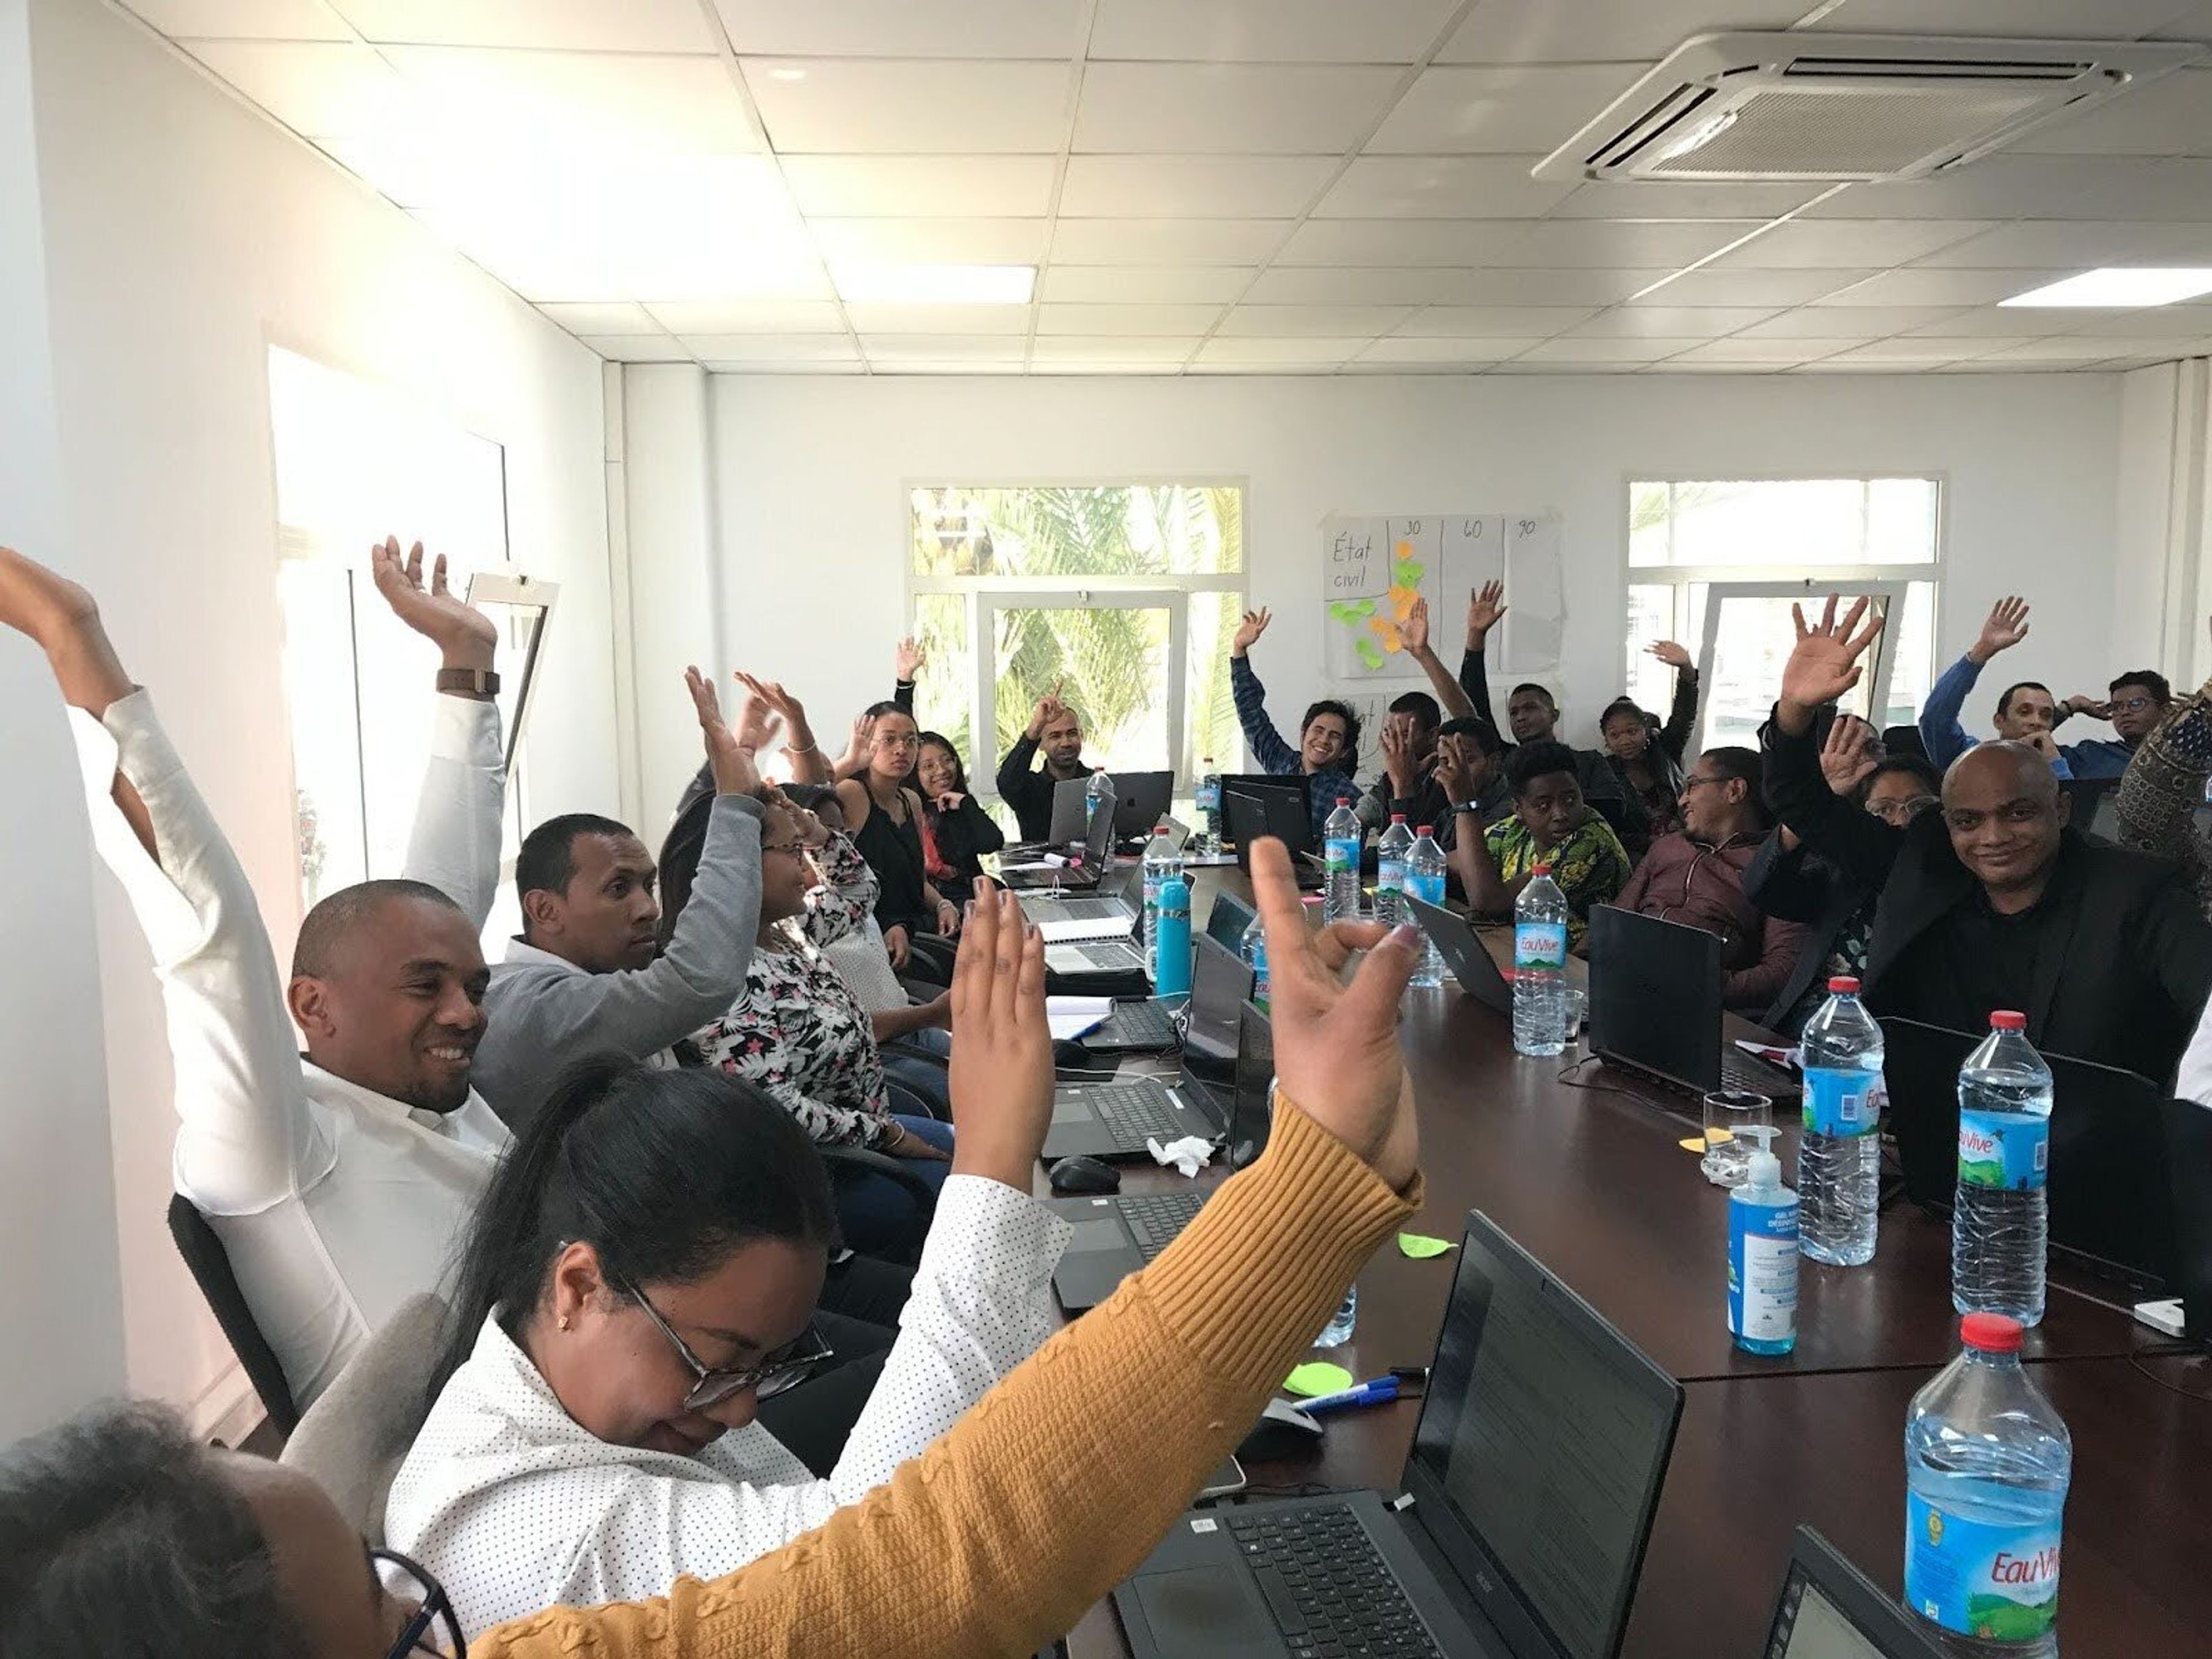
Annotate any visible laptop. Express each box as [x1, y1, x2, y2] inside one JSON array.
[[1000, 779, 1117, 893], [1112, 771, 1176, 840], [1043, 935, 1252, 1161], [1408, 895, 1513, 1016], [1226, 789, 1324, 890], [1881, 1016, 2176, 1290], [1115, 1210, 1684, 1659], [1047, 1000, 1278, 1311], [1586, 907, 1801, 1104], [1762, 1529, 1947, 1659], [1205, 890, 1256, 953], [1026, 862, 1142, 940], [1219, 772, 1312, 843], [2059, 777, 2119, 842]]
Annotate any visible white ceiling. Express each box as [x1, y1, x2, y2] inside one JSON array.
[[126, 0, 2212, 376]]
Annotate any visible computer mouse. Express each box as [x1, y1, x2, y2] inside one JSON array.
[[1048, 1154, 1122, 1196]]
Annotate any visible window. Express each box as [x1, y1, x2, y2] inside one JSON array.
[[1625, 479, 1941, 751], [907, 485, 1245, 807]]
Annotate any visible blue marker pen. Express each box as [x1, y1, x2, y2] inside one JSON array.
[[1298, 1378, 1401, 1415]]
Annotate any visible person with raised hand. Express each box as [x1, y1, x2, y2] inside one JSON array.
[[1917, 595, 2071, 777], [1763, 595, 2212, 1075], [0, 838, 1422, 1659], [0, 537, 509, 1412], [837, 701, 963, 983], [1230, 605, 1364, 841], [995, 680, 1093, 844], [1597, 638, 1702, 843], [386, 880, 1071, 1636]]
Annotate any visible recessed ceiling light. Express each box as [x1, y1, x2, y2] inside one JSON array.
[[830, 262, 1036, 305], [769, 67, 807, 82], [1999, 268, 2212, 308]]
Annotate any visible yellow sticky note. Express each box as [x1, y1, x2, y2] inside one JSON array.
[[1285, 1361, 1355, 1397], [1397, 1233, 1457, 1260], [1677, 1135, 1707, 1154]]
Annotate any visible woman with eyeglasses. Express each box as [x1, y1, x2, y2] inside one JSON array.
[[381, 907, 1070, 1635], [835, 702, 960, 985], [914, 730, 1005, 906]]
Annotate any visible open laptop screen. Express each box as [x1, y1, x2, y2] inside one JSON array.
[[1185, 935, 1253, 1069], [1203, 891, 1255, 954], [1229, 999, 1274, 1169], [1777, 1584, 1889, 1659], [1765, 1531, 1945, 1659], [1407, 1213, 1681, 1659], [1586, 906, 1723, 1095]]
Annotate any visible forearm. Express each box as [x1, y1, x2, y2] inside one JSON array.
[[782, 720, 833, 787], [1761, 715, 1900, 887], [1917, 654, 1980, 766], [872, 1002, 945, 1042], [1457, 646, 1498, 732], [994, 734, 1041, 798], [1230, 654, 1297, 773], [1411, 644, 1474, 720], [1449, 820, 1515, 913], [402, 696, 506, 929], [1662, 668, 1700, 761]]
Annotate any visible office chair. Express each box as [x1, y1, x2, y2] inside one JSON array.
[[819, 1142, 940, 1263], [280, 1292, 446, 1547], [166, 1193, 300, 1436], [1881, 725, 1927, 761]]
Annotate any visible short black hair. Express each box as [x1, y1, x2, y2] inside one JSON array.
[[1299, 699, 1363, 757], [779, 781, 839, 813], [1599, 695, 1654, 733], [0, 1400, 297, 1659], [1698, 745, 1770, 830], [863, 699, 915, 723], [516, 812, 634, 915], [1506, 740, 1578, 798], [1508, 683, 1557, 709], [1438, 715, 1503, 757], [291, 877, 464, 980], [1994, 680, 2052, 722], [1860, 753, 1942, 801], [2111, 669, 2171, 704], [1385, 691, 1441, 734]]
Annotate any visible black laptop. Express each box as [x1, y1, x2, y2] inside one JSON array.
[[1047, 1000, 1276, 1312], [1043, 935, 1252, 1161], [1219, 772, 1312, 843], [1408, 895, 1513, 1016], [2160, 1095, 2212, 1342], [1881, 1016, 2176, 1291], [1115, 1210, 1683, 1659], [1204, 889, 1256, 952], [1586, 906, 1801, 1103], [1112, 771, 1176, 840], [1762, 1529, 1947, 1659], [1226, 789, 1324, 890], [1074, 884, 1262, 1055]]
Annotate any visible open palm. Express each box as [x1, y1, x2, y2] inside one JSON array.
[[1781, 596, 1885, 714], [1974, 596, 2030, 661], [369, 537, 495, 661], [1233, 608, 1272, 654]]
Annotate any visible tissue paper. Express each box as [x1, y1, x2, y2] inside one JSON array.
[[1146, 1135, 1214, 1178]]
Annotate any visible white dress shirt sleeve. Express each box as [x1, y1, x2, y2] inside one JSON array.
[[68, 690, 325, 1213], [402, 695, 506, 930], [2177, 995, 2212, 1109]]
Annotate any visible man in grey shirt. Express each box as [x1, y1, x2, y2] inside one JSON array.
[[472, 668, 773, 1130]]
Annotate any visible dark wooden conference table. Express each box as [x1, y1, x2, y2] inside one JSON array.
[[1035, 868, 2212, 1659]]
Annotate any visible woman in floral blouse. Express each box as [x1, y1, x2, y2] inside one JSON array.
[[1448, 739, 1631, 949], [660, 793, 956, 1253]]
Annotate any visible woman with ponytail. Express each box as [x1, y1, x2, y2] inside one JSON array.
[[385, 908, 1072, 1637]]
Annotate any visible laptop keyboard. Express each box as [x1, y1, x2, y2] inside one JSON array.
[[1040, 896, 1124, 923], [1089, 1000, 1181, 1050], [1721, 1048, 1799, 1099], [1065, 940, 1144, 971], [1089, 1082, 1188, 1145], [1225, 1507, 1442, 1659], [1119, 1192, 1204, 1261]]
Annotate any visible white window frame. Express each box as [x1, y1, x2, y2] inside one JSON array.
[[1692, 578, 1911, 753]]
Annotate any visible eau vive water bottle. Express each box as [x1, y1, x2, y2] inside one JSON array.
[[1374, 814, 1414, 930], [1404, 825, 1447, 990], [1240, 909, 1270, 1014], [1511, 865, 1571, 1057], [1728, 1125, 1798, 1357], [1906, 1314, 2070, 1657], [1139, 827, 1180, 976], [1195, 758, 1222, 854], [1953, 1012, 2054, 1327], [1798, 976, 1885, 1267], [1152, 876, 1192, 998], [1083, 767, 1114, 849], [1321, 797, 1363, 923]]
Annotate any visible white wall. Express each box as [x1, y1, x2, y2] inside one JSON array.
[[14, 0, 617, 1429], [677, 370, 2123, 809]]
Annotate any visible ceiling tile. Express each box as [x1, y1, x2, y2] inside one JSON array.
[[710, 0, 1081, 58], [1503, 219, 1760, 268], [1666, 338, 1856, 365], [1645, 361, 1789, 374], [1275, 219, 1514, 266], [1040, 266, 1256, 302], [1801, 0, 2206, 35], [332, 0, 714, 50], [1051, 218, 1286, 264], [861, 335, 1028, 363], [183, 40, 412, 138], [1195, 337, 1368, 364], [1719, 219, 1995, 268], [1059, 156, 1339, 218], [1808, 269, 2050, 308], [2011, 67, 2212, 157], [2062, 308, 2212, 337], [1089, 0, 1462, 63], [1817, 340, 1994, 366], [1217, 304, 1414, 336], [1357, 336, 1540, 363], [1976, 339, 2144, 363], [1804, 157, 2212, 222], [1546, 179, 1830, 219], [1906, 308, 2081, 339], [1912, 221, 2212, 269], [1396, 305, 1597, 336], [1241, 267, 1510, 304], [744, 59, 1069, 152], [1565, 306, 1779, 339], [1623, 267, 1870, 306], [1036, 303, 1226, 335], [578, 334, 692, 362], [810, 217, 1046, 264], [1516, 336, 1706, 363], [1311, 156, 1577, 219], [710, 360, 866, 374], [1734, 306, 1969, 340], [1435, 0, 1805, 65], [1029, 336, 1202, 363], [688, 335, 861, 362], [1368, 65, 1650, 154], [316, 133, 451, 208], [645, 300, 844, 333], [1074, 63, 1402, 154], [839, 302, 1031, 335], [1030, 360, 1191, 374], [382, 47, 762, 155], [127, 0, 351, 38], [779, 156, 1055, 217], [537, 301, 660, 334]]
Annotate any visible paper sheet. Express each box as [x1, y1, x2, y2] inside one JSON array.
[[1046, 995, 1112, 1040]]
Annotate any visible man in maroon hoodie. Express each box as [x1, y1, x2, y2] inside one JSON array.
[[1612, 745, 1811, 1013]]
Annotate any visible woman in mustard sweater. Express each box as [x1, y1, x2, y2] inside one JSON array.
[[0, 843, 1423, 1659]]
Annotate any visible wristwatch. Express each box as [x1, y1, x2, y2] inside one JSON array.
[[435, 667, 501, 696], [1453, 800, 1484, 815]]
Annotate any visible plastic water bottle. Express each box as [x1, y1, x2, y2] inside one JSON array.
[[1195, 758, 1222, 854], [1153, 876, 1192, 998], [1905, 1315, 2070, 1656], [1374, 815, 1414, 929], [1319, 1286, 1358, 1347], [1405, 825, 1448, 989], [1084, 767, 1114, 846], [1141, 827, 1173, 975], [1321, 797, 1363, 923], [1512, 865, 1571, 1057], [1728, 1125, 1798, 1357], [1240, 910, 1270, 1014], [1798, 976, 1885, 1267], [1953, 1012, 2054, 1327]]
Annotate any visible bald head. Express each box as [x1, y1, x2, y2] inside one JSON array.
[[1938, 741, 2068, 912], [1943, 742, 2061, 810]]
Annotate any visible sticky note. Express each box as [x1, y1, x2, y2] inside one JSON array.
[[1397, 1233, 1457, 1259], [1285, 1361, 1355, 1397], [1395, 559, 1426, 585], [1355, 639, 1384, 669], [1677, 1135, 1707, 1154]]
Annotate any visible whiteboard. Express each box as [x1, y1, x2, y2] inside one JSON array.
[[1320, 512, 1561, 680]]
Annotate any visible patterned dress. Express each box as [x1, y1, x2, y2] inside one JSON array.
[[693, 834, 900, 1149], [1483, 813, 1633, 947]]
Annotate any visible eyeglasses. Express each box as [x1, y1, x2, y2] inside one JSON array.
[[1869, 794, 1938, 824], [376, 1549, 466, 1659], [2111, 695, 2158, 713], [626, 1285, 836, 1414], [759, 838, 812, 857], [875, 733, 920, 750], [1679, 775, 1725, 793]]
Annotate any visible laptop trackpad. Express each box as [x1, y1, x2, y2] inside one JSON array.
[[1134, 1567, 1279, 1657]]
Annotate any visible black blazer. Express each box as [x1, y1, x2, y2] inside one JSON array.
[[1761, 710, 2212, 1079], [1742, 830, 1869, 1032]]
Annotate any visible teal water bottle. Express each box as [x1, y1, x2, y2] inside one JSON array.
[[1153, 876, 1192, 997]]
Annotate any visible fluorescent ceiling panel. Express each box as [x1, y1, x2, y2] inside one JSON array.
[[2001, 268, 2212, 307]]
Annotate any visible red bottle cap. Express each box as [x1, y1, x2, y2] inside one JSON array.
[[1828, 976, 1861, 994], [1417, 825, 1435, 838], [1961, 1313, 2024, 1354], [1990, 1010, 2027, 1031], [1335, 796, 1352, 805], [1532, 862, 1554, 876]]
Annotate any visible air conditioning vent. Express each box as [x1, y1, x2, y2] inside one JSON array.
[[1533, 31, 2205, 183]]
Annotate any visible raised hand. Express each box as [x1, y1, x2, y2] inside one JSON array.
[[686, 666, 764, 798], [734, 672, 812, 745], [895, 635, 926, 681], [1380, 720, 1420, 796], [1027, 681, 1067, 739], [1968, 596, 2031, 665], [725, 672, 785, 759], [1433, 743, 1476, 806], [836, 713, 877, 779], [1778, 596, 1885, 732], [1465, 579, 1508, 649], [946, 881, 1051, 1188], [0, 545, 133, 718], [1819, 715, 1877, 799], [1232, 608, 1271, 657], [1648, 639, 1693, 673], [1248, 839, 1419, 1190], [1402, 595, 1431, 657], [368, 537, 495, 671], [2063, 692, 2110, 721]]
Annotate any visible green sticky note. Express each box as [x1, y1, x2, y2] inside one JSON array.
[[1394, 559, 1426, 585], [1397, 1232, 1457, 1260], [1284, 1361, 1355, 1398], [1355, 639, 1384, 669], [1328, 601, 1362, 623]]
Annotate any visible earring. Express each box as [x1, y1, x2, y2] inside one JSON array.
[[558, 1315, 572, 1332]]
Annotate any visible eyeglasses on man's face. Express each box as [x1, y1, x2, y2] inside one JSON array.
[[2110, 695, 2158, 714], [376, 1548, 466, 1659], [626, 1284, 836, 1414]]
